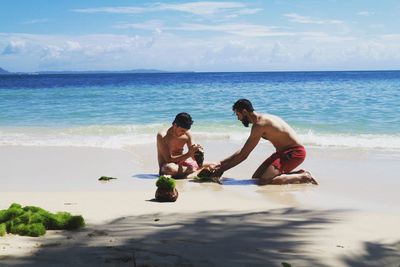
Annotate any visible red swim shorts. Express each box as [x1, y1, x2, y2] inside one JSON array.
[[264, 145, 306, 174]]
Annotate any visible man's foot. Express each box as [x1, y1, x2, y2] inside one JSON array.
[[290, 169, 305, 174], [304, 171, 318, 185], [260, 170, 318, 185]]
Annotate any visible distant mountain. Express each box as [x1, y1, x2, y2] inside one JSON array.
[[0, 67, 10, 74], [0, 68, 195, 75], [36, 69, 170, 74]]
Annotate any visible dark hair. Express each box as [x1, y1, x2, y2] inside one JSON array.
[[173, 112, 193, 129], [232, 99, 254, 112]]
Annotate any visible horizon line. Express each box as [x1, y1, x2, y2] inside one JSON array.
[[1, 68, 400, 75]]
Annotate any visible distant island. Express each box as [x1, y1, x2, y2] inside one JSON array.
[[0, 67, 10, 74], [0, 67, 193, 75]]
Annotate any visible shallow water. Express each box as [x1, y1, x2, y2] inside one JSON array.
[[1, 71, 399, 150]]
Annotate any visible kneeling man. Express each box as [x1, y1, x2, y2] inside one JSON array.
[[211, 99, 317, 185]]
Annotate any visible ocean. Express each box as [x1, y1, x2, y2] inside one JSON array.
[[1, 71, 399, 150]]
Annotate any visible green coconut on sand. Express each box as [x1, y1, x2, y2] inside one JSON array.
[[155, 175, 179, 202], [0, 203, 85, 237]]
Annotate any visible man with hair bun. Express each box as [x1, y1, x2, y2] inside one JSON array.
[[210, 99, 318, 185]]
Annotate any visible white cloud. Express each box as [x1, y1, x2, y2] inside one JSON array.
[[114, 20, 165, 31], [114, 21, 296, 37], [237, 8, 262, 15], [1, 31, 400, 72], [357, 11, 375, 16], [72, 2, 260, 17], [73, 7, 146, 14], [174, 23, 293, 37], [284, 13, 344, 25], [41, 45, 63, 59], [21, 19, 49, 25], [66, 41, 82, 52], [369, 24, 385, 30], [1, 40, 27, 55], [158, 2, 246, 15], [380, 34, 400, 42]]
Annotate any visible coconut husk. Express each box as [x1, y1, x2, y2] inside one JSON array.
[[196, 168, 224, 184], [155, 188, 179, 202], [194, 150, 204, 167]]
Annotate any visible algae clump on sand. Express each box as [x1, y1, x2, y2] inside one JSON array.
[[0, 203, 85, 237], [98, 176, 117, 181], [156, 175, 176, 190]]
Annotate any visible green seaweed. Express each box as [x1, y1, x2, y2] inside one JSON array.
[[0, 203, 25, 223], [9, 203, 23, 209], [0, 223, 6, 236], [50, 212, 85, 230], [0, 203, 85, 237], [10, 223, 46, 237], [98, 176, 117, 181], [156, 175, 176, 190]]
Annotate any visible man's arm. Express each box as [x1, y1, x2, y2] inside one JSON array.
[[186, 132, 194, 159], [219, 126, 262, 172], [157, 133, 197, 163]]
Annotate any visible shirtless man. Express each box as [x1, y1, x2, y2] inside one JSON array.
[[211, 99, 317, 185], [157, 112, 202, 179]]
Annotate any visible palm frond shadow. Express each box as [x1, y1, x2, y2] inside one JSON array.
[[4, 208, 399, 266]]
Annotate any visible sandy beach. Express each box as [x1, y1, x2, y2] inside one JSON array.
[[2, 0, 400, 265], [1, 140, 400, 267]]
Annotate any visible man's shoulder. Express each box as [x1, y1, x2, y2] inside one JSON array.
[[259, 113, 282, 126], [251, 114, 275, 134], [185, 131, 193, 138], [157, 129, 168, 138]]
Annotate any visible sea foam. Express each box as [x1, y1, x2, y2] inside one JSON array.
[[1, 125, 400, 151]]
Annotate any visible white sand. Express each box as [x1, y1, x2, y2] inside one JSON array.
[[1, 142, 400, 266]]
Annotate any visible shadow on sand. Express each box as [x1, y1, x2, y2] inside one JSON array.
[[132, 173, 159, 180], [133, 174, 258, 186], [341, 241, 400, 267], [3, 208, 398, 266], [220, 177, 258, 186]]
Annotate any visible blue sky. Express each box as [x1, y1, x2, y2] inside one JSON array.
[[1, 0, 400, 72]]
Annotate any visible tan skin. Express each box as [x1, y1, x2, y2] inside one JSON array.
[[157, 123, 202, 179], [212, 109, 318, 185]]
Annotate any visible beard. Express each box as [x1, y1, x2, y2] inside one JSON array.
[[241, 115, 250, 127]]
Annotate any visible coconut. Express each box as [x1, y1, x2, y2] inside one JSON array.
[[155, 176, 179, 202], [194, 149, 204, 167]]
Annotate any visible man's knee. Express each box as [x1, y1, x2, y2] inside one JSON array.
[[160, 163, 177, 175], [260, 165, 279, 179], [255, 165, 280, 184]]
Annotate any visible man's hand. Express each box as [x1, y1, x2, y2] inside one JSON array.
[[205, 162, 224, 177], [207, 162, 221, 170], [188, 144, 202, 156]]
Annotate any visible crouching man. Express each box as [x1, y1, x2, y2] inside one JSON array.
[[210, 99, 318, 185], [157, 112, 202, 179]]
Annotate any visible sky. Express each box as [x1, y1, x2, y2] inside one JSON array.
[[1, 0, 400, 72]]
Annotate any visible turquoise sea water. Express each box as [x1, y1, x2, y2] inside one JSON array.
[[0, 71, 399, 150]]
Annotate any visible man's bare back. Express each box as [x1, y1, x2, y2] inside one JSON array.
[[252, 113, 302, 152]]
